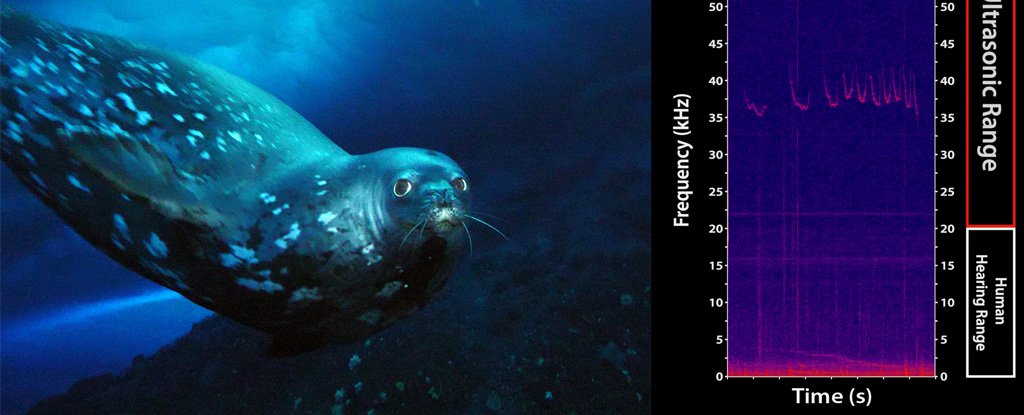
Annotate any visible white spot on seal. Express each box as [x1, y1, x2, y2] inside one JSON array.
[[135, 111, 152, 126], [62, 36, 85, 53], [348, 354, 362, 370], [115, 92, 152, 125], [141, 259, 189, 291], [199, 151, 211, 160], [29, 58, 44, 76], [194, 112, 207, 121], [228, 130, 242, 142], [185, 131, 202, 146], [376, 281, 403, 298], [220, 244, 258, 268], [71, 61, 85, 73], [220, 254, 242, 268], [33, 105, 59, 121], [11, 60, 30, 78], [272, 203, 290, 216], [231, 245, 257, 262], [259, 193, 277, 204], [357, 310, 383, 326], [46, 82, 67, 96], [173, 114, 186, 123], [115, 92, 138, 111], [7, 120, 23, 143], [77, 104, 93, 117], [113, 214, 132, 241], [289, 287, 322, 303], [144, 232, 168, 258], [29, 173, 47, 189], [66, 174, 91, 193], [362, 244, 382, 265], [315, 190, 328, 196], [317, 180, 327, 186], [317, 211, 338, 225], [236, 278, 284, 293], [155, 82, 177, 96], [274, 223, 302, 249]]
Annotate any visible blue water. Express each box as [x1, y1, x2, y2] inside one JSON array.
[[1, 1, 650, 413]]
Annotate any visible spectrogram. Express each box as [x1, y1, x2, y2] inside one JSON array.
[[727, 0, 935, 377]]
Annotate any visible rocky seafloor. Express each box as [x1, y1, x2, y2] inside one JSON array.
[[29, 160, 652, 414]]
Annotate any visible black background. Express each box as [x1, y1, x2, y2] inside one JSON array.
[[653, 0, 1018, 410]]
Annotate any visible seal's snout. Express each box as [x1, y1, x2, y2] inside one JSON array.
[[426, 190, 464, 233]]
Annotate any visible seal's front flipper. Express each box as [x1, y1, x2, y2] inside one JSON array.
[[55, 128, 219, 224], [57, 128, 201, 201], [267, 330, 331, 358]]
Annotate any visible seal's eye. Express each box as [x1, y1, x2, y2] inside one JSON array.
[[393, 179, 412, 197], [451, 177, 468, 192]]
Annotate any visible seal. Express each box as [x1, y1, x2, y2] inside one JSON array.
[[1, 10, 499, 355]]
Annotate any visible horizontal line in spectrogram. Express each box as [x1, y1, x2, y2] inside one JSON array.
[[729, 364, 935, 378]]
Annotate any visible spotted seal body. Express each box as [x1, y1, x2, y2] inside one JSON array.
[[1, 11, 470, 354]]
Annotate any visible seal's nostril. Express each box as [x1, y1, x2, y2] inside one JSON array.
[[434, 194, 455, 209]]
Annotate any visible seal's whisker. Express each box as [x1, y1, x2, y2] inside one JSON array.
[[469, 211, 509, 224], [462, 222, 474, 256], [400, 219, 425, 250], [466, 215, 509, 240]]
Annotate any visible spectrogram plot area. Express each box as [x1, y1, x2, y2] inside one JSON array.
[[727, 0, 935, 377]]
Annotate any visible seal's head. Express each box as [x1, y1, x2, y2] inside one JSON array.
[[359, 148, 471, 247]]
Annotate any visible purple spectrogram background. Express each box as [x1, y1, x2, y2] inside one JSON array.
[[727, 0, 935, 376]]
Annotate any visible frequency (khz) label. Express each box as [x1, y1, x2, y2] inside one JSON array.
[[966, 229, 1015, 378]]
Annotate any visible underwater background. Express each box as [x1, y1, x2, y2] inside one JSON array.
[[0, 0, 650, 413]]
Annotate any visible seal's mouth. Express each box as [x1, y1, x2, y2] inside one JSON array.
[[428, 206, 462, 233], [399, 192, 468, 250]]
